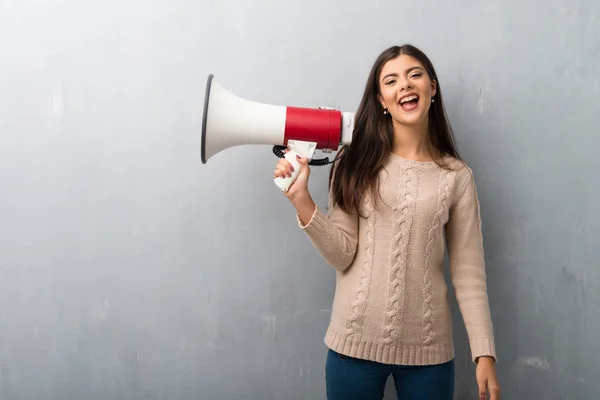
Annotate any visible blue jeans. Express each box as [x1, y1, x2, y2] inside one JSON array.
[[325, 349, 454, 400]]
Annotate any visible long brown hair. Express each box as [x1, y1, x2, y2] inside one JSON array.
[[329, 44, 461, 215]]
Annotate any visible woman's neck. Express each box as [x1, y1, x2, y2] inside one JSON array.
[[391, 123, 434, 162]]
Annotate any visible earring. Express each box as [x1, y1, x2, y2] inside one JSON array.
[[431, 98, 435, 103], [383, 108, 388, 114]]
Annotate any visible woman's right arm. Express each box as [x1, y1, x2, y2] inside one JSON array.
[[275, 153, 359, 271]]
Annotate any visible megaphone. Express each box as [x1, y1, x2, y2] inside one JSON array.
[[201, 74, 354, 191]]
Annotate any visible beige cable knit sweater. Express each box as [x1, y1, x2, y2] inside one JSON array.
[[298, 152, 496, 366]]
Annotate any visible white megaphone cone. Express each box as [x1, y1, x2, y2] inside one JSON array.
[[201, 74, 354, 191]]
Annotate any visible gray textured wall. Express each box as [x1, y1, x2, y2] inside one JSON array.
[[1, 0, 599, 399]]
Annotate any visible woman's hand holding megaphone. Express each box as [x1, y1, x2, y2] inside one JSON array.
[[274, 149, 311, 199], [274, 149, 318, 226]]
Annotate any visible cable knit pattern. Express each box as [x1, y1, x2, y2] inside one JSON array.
[[382, 166, 417, 344], [298, 154, 497, 366], [345, 192, 375, 338], [421, 170, 452, 345]]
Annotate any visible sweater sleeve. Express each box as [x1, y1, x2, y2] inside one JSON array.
[[296, 189, 359, 272], [445, 168, 497, 363]]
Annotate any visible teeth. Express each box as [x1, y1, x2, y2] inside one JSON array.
[[400, 95, 418, 104]]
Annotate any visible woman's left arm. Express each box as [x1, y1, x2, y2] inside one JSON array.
[[445, 166, 501, 399]]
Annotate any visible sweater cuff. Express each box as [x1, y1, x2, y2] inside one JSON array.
[[470, 337, 497, 363], [296, 204, 324, 231]]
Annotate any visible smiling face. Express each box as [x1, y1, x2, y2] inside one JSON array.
[[377, 54, 437, 129]]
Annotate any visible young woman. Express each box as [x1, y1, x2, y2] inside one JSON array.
[[274, 44, 501, 400]]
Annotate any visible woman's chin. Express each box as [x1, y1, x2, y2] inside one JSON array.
[[392, 113, 427, 128]]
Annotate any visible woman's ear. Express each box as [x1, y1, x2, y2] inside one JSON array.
[[431, 79, 437, 97]]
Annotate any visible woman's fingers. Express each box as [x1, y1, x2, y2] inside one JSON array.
[[274, 158, 294, 178]]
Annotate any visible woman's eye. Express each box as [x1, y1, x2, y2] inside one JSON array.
[[385, 80, 396, 85], [411, 73, 422, 78]]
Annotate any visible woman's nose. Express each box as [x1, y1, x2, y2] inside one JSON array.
[[399, 80, 413, 91]]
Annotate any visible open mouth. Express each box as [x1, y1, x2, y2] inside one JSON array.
[[399, 94, 419, 111]]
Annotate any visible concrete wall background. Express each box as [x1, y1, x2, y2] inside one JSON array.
[[1, 0, 599, 398]]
